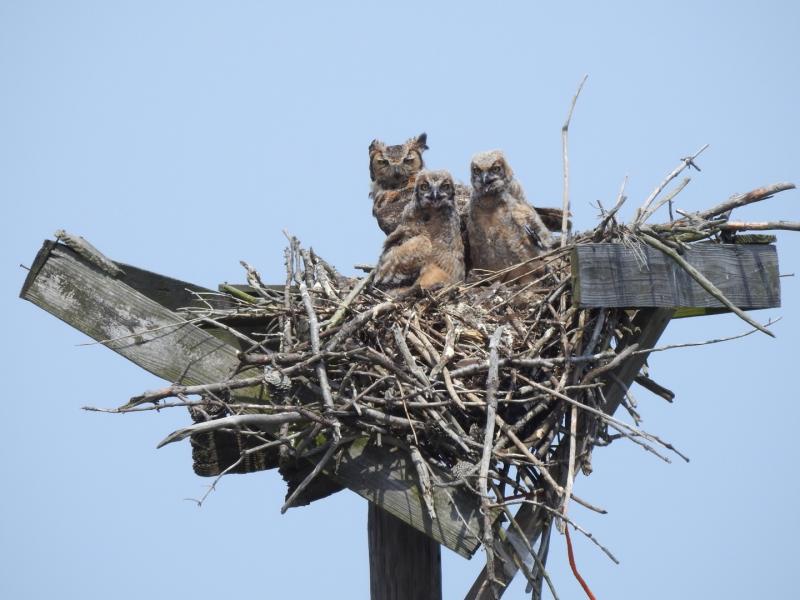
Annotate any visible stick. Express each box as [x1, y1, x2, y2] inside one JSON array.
[[635, 144, 709, 224], [720, 220, 800, 232], [123, 376, 264, 409], [280, 439, 341, 513], [638, 176, 691, 224], [157, 412, 305, 448], [410, 445, 437, 520], [326, 271, 374, 330], [478, 326, 504, 597], [697, 182, 795, 220], [594, 176, 628, 240], [561, 74, 588, 245]]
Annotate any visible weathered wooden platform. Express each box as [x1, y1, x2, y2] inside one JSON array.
[[20, 237, 781, 599], [20, 239, 484, 558], [572, 242, 780, 317]]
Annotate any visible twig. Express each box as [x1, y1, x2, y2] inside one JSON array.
[[326, 271, 374, 330], [721, 220, 800, 232], [561, 74, 588, 245], [697, 182, 795, 220], [123, 376, 264, 409], [479, 326, 505, 597], [157, 412, 306, 448], [634, 144, 709, 224], [594, 176, 628, 240], [410, 445, 437, 520], [280, 439, 342, 513]]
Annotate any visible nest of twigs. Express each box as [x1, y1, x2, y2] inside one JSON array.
[[110, 162, 796, 596]]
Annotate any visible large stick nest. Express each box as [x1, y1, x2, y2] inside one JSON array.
[[111, 175, 795, 596]]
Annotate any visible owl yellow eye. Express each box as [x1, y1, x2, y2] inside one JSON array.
[[420, 182, 430, 191], [491, 165, 502, 174], [404, 155, 416, 163], [472, 165, 480, 174], [377, 158, 388, 166], [441, 182, 452, 192]]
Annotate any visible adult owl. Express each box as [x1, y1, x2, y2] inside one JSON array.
[[369, 132, 428, 235]]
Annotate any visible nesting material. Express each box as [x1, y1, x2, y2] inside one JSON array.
[[117, 177, 796, 595]]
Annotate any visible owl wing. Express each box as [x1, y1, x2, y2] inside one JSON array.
[[374, 230, 433, 289], [511, 200, 553, 250], [535, 206, 570, 232]]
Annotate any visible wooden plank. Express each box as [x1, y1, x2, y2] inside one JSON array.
[[465, 309, 674, 599], [572, 243, 780, 310], [332, 439, 481, 559], [20, 239, 483, 558], [20, 241, 264, 397], [369, 503, 442, 600], [116, 262, 219, 312]]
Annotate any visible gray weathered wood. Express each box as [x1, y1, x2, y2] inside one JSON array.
[[20, 241, 262, 397], [116, 261, 219, 312], [572, 243, 780, 311], [333, 438, 481, 559], [20, 239, 483, 558], [369, 503, 442, 600], [465, 308, 674, 599]]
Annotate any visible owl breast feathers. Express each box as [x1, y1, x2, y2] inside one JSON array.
[[373, 169, 465, 294], [369, 133, 428, 235], [466, 150, 554, 284]]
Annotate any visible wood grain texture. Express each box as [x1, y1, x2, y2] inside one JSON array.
[[20, 241, 259, 394], [572, 243, 780, 310], [332, 438, 482, 559], [369, 503, 442, 600]]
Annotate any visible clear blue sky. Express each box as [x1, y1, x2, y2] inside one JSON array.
[[2, 1, 799, 598]]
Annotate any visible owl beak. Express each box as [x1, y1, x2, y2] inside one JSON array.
[[480, 173, 489, 186]]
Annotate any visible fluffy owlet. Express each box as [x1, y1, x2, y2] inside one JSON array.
[[373, 170, 466, 293], [466, 150, 553, 284], [369, 133, 428, 235]]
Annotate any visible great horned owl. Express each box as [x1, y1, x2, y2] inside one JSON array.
[[374, 169, 465, 293], [466, 150, 553, 284], [369, 132, 428, 235]]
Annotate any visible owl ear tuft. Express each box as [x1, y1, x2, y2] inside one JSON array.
[[412, 132, 429, 152], [369, 139, 385, 155]]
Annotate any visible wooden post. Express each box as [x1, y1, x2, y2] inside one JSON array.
[[368, 502, 442, 600]]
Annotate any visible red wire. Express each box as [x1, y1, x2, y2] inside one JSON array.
[[565, 526, 597, 600]]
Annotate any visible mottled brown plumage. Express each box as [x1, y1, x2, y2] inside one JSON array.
[[369, 133, 428, 235], [374, 170, 465, 294], [466, 150, 553, 284]]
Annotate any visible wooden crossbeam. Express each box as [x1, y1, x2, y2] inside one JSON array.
[[572, 243, 780, 314]]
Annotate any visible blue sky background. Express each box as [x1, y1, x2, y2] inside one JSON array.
[[2, 1, 799, 598]]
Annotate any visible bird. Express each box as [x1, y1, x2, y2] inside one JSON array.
[[465, 150, 553, 284], [369, 132, 428, 235], [373, 169, 465, 294]]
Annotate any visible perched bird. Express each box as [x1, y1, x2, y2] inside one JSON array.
[[466, 150, 553, 284], [369, 132, 428, 235], [374, 170, 465, 294]]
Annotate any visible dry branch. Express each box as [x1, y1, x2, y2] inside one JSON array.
[[92, 172, 795, 598]]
